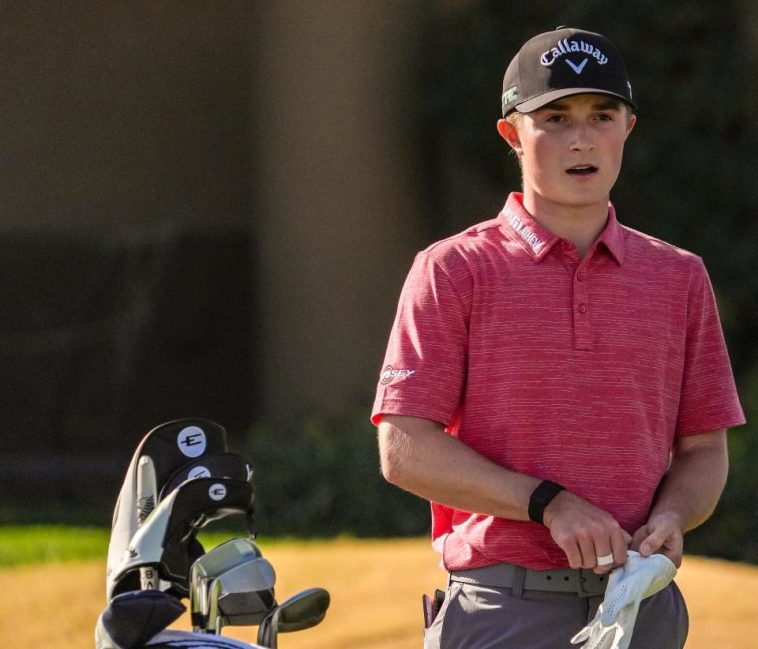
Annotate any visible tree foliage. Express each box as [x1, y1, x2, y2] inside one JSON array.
[[243, 412, 429, 538]]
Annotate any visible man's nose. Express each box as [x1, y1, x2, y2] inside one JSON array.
[[570, 125, 594, 151]]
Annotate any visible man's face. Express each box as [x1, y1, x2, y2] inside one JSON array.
[[499, 94, 636, 212]]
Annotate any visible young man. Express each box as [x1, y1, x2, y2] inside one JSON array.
[[372, 27, 745, 649]]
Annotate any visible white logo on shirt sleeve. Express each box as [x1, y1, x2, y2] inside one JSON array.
[[380, 365, 416, 385]]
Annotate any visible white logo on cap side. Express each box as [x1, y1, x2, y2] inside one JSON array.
[[209, 483, 227, 501], [177, 426, 207, 458]]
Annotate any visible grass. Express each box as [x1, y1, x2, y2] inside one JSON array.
[[0, 524, 339, 567], [1, 536, 441, 649], [2, 528, 758, 648], [0, 526, 110, 566]]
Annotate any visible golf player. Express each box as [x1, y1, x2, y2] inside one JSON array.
[[372, 27, 745, 649]]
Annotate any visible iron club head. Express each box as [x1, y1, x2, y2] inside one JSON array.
[[256, 587, 330, 649], [191, 538, 276, 633]]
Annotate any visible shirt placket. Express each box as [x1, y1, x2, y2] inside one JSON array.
[[573, 263, 592, 351]]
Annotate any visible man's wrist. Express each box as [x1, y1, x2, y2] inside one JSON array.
[[647, 510, 687, 536], [528, 480, 565, 525]]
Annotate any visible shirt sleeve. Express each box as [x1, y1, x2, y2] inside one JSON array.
[[676, 259, 746, 435], [371, 250, 470, 427]]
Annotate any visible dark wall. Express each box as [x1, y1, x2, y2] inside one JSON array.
[[0, 2, 253, 234], [0, 4, 256, 520]]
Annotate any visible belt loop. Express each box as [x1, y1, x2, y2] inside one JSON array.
[[511, 565, 526, 599]]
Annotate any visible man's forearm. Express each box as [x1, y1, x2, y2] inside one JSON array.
[[649, 429, 729, 533], [378, 414, 539, 521], [377, 414, 631, 572], [633, 429, 729, 565]]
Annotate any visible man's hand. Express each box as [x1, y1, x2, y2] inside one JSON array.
[[544, 491, 632, 574], [630, 513, 684, 567], [629, 429, 728, 570]]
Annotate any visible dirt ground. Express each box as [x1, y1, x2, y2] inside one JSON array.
[[2, 538, 757, 648]]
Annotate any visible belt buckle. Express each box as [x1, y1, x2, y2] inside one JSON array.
[[576, 569, 601, 597]]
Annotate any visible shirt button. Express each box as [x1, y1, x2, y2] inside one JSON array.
[[578, 303, 588, 314], [576, 272, 585, 282]]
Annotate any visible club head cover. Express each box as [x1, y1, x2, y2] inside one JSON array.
[[570, 551, 677, 649], [111, 476, 255, 597], [95, 590, 186, 649], [159, 452, 254, 501], [107, 419, 229, 599]]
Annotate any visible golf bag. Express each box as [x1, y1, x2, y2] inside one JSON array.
[[96, 419, 329, 649]]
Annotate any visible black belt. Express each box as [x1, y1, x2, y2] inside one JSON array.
[[449, 562, 608, 597]]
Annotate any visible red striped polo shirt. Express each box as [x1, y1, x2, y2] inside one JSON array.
[[372, 192, 745, 570]]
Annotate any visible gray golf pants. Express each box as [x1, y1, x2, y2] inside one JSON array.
[[423, 576, 688, 649]]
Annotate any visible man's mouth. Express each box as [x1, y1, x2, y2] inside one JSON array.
[[566, 165, 598, 175]]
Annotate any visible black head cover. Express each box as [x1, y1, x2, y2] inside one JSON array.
[[110, 475, 256, 597], [160, 452, 254, 501], [96, 590, 186, 649], [106, 419, 256, 599]]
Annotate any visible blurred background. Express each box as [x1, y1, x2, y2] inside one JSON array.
[[0, 1, 755, 562]]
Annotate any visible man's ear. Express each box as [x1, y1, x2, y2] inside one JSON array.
[[497, 118, 522, 154], [625, 113, 637, 140]]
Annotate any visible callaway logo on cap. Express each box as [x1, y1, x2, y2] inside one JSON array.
[[501, 26, 635, 116]]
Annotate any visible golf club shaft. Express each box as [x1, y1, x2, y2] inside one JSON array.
[[137, 456, 158, 589]]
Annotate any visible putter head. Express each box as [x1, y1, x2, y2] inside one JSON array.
[[191, 538, 276, 632], [111, 476, 255, 597], [257, 587, 330, 649]]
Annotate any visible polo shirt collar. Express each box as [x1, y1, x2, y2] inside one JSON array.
[[597, 203, 625, 265], [498, 193, 625, 265]]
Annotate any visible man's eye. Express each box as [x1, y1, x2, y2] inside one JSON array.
[[595, 113, 613, 121], [546, 114, 565, 123]]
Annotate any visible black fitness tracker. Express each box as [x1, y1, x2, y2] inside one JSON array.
[[528, 480, 565, 525]]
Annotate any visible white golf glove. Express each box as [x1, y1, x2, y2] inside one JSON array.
[[570, 551, 677, 649]]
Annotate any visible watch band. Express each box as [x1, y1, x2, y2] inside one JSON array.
[[528, 480, 565, 525]]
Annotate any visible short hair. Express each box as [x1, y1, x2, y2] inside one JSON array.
[[503, 112, 523, 167], [508, 96, 634, 125], [505, 111, 523, 128], [540, 95, 633, 116]]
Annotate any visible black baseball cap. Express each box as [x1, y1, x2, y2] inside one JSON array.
[[501, 27, 635, 116]]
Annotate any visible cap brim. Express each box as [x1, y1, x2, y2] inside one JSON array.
[[515, 88, 636, 113]]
